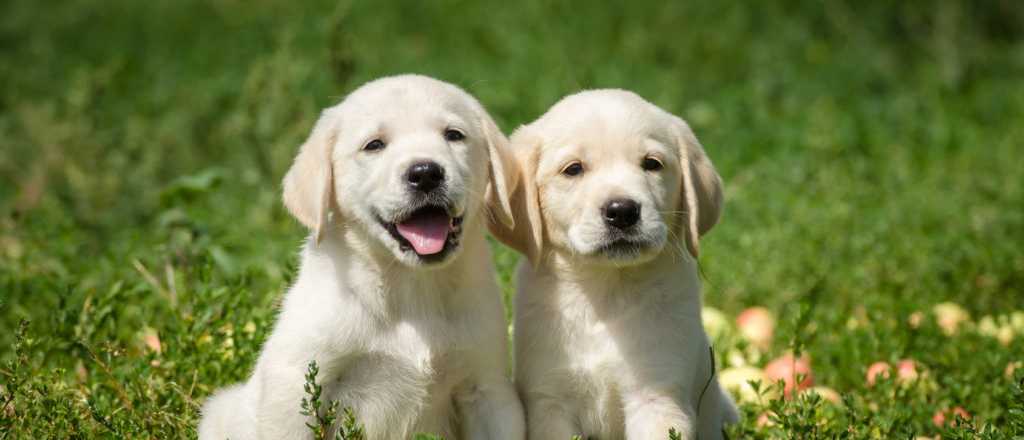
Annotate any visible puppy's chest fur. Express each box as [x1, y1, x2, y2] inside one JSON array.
[[371, 312, 472, 393], [559, 291, 644, 419], [562, 306, 632, 438], [519, 270, 700, 439], [326, 297, 477, 436], [553, 279, 676, 372], [559, 295, 630, 375]]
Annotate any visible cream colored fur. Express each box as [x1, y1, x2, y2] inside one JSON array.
[[490, 90, 737, 440], [199, 74, 524, 440]]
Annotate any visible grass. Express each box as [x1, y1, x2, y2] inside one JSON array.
[[1, 0, 1022, 438]]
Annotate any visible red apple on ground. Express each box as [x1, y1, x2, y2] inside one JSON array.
[[932, 302, 969, 335], [896, 359, 919, 382], [764, 353, 813, 397], [701, 306, 732, 341], [719, 366, 771, 403], [866, 361, 892, 386], [1006, 361, 1023, 378], [142, 327, 162, 354], [806, 386, 842, 405], [907, 311, 924, 329], [736, 307, 775, 348], [932, 406, 970, 427], [978, 315, 1015, 346]]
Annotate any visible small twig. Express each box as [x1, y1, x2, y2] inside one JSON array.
[[187, 369, 197, 401], [86, 399, 119, 434], [168, 379, 200, 417], [132, 259, 169, 301], [80, 342, 135, 413], [163, 261, 178, 307], [696, 346, 716, 419]]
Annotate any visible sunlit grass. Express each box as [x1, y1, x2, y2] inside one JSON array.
[[1, 0, 1022, 438]]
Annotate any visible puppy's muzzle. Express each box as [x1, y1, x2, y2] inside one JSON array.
[[602, 198, 641, 230], [405, 161, 445, 194], [377, 160, 464, 262], [598, 197, 656, 259]]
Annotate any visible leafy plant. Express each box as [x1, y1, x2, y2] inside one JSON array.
[[300, 361, 365, 440]]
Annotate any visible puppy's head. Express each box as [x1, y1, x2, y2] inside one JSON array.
[[283, 74, 515, 267], [491, 90, 722, 266]]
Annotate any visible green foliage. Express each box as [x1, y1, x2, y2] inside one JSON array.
[[1, 0, 1022, 438], [300, 361, 365, 440]]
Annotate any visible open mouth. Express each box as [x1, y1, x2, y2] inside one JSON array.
[[382, 205, 463, 261]]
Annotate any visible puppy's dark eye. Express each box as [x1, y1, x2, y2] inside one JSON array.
[[561, 162, 584, 177], [444, 129, 465, 142], [641, 156, 663, 171], [364, 139, 386, 151]]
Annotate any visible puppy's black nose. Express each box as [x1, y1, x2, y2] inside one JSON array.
[[602, 198, 641, 229], [406, 161, 445, 193]]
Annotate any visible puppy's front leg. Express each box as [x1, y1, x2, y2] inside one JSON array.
[[523, 398, 579, 440], [253, 363, 317, 440], [624, 392, 695, 440], [455, 377, 525, 440]]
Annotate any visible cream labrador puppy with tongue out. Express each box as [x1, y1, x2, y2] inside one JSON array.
[[490, 90, 738, 440], [199, 74, 525, 440]]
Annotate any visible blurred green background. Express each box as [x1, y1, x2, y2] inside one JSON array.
[[1, 0, 1022, 438]]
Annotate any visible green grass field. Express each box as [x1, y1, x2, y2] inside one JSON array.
[[2, 0, 1022, 438]]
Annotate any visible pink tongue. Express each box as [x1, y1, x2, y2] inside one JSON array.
[[396, 213, 450, 255]]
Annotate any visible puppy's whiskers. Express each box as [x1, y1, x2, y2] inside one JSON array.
[[657, 209, 692, 217], [664, 227, 689, 261]]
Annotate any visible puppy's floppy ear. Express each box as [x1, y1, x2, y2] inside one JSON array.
[[671, 116, 723, 258], [479, 115, 517, 230], [488, 128, 545, 264], [282, 109, 339, 244]]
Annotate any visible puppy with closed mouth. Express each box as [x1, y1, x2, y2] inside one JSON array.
[[490, 90, 738, 439], [199, 75, 525, 440]]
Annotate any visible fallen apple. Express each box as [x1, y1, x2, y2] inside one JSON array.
[[932, 302, 969, 335], [932, 406, 970, 427], [142, 327, 162, 354], [736, 306, 775, 348], [896, 359, 919, 382], [866, 361, 892, 386], [702, 306, 732, 341], [719, 366, 770, 403], [1006, 361, 1022, 378], [756, 412, 775, 428], [805, 386, 842, 405], [764, 353, 813, 398]]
